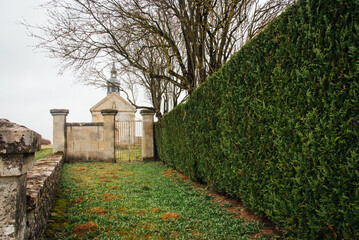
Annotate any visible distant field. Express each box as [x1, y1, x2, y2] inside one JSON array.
[[35, 145, 53, 161], [41, 144, 53, 149]]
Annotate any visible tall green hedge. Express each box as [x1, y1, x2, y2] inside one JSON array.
[[155, 0, 359, 238]]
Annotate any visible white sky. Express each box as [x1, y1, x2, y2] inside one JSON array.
[[0, 1, 147, 141]]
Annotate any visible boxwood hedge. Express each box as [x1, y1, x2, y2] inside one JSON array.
[[155, 0, 359, 238]]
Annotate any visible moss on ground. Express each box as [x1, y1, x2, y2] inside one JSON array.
[[43, 162, 276, 239], [43, 191, 70, 239]]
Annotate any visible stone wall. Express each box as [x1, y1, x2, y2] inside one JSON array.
[[66, 122, 112, 162], [51, 109, 118, 163], [26, 154, 64, 240], [0, 119, 66, 240], [0, 119, 40, 240], [51, 108, 155, 163]]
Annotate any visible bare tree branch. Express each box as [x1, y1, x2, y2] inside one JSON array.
[[25, 0, 295, 116]]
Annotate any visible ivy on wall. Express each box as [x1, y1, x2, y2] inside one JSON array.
[[155, 0, 359, 238]]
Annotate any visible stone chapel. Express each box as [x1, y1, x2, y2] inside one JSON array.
[[90, 64, 136, 145]]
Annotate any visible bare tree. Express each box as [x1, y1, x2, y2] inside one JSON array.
[[27, 0, 294, 113], [78, 63, 152, 110], [129, 46, 183, 118], [80, 45, 182, 118]]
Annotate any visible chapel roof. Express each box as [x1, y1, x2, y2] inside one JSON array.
[[90, 92, 136, 113]]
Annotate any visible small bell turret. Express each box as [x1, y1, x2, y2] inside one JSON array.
[[107, 63, 120, 95]]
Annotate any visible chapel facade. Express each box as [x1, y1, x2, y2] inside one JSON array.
[[90, 64, 136, 146]]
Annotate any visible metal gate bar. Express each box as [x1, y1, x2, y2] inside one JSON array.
[[115, 120, 142, 162]]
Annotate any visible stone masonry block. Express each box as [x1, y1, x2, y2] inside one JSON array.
[[0, 119, 40, 240], [0, 119, 41, 155], [0, 154, 34, 177], [0, 174, 27, 240]]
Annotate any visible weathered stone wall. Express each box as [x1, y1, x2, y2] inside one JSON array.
[[66, 122, 111, 162], [0, 172, 28, 240], [25, 154, 65, 240], [51, 109, 117, 163], [0, 119, 66, 240], [0, 119, 40, 240]]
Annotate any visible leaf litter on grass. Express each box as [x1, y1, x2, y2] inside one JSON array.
[[88, 206, 106, 215], [72, 222, 99, 238], [161, 212, 180, 221], [44, 162, 278, 239]]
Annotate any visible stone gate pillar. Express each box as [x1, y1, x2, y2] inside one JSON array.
[[140, 110, 155, 161], [50, 109, 69, 153], [101, 109, 118, 162], [0, 119, 41, 240]]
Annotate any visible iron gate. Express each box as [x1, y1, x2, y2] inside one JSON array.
[[115, 120, 142, 162]]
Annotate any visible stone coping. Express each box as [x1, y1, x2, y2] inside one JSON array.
[[66, 122, 104, 127], [140, 109, 155, 115], [50, 109, 69, 115], [92, 109, 134, 113], [26, 154, 64, 211], [0, 119, 41, 154], [101, 109, 118, 115]]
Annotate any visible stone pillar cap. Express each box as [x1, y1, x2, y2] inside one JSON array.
[[50, 109, 69, 116], [101, 109, 118, 115], [0, 119, 41, 154], [140, 109, 155, 115]]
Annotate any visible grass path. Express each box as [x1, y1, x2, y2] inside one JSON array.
[[44, 162, 276, 239], [34, 146, 53, 161]]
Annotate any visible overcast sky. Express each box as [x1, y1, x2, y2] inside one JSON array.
[[0, 1, 146, 141]]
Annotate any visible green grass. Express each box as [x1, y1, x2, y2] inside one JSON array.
[[116, 147, 142, 162], [44, 162, 276, 239], [34, 146, 53, 161]]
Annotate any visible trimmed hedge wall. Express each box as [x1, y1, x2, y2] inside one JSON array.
[[155, 0, 359, 238]]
